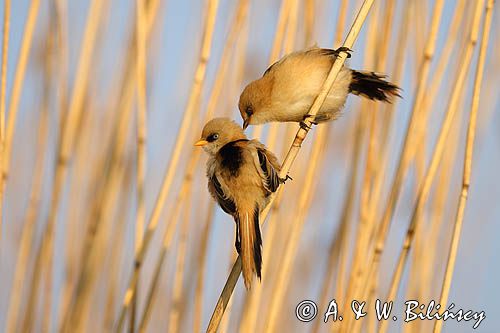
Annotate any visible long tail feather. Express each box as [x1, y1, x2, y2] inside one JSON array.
[[349, 70, 401, 102], [236, 206, 262, 289]]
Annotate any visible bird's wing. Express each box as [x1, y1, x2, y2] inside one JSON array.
[[304, 47, 352, 59], [248, 140, 283, 193], [208, 174, 237, 215], [263, 47, 350, 77], [262, 49, 301, 76], [263, 58, 282, 77]]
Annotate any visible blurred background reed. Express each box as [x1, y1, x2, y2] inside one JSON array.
[[0, 0, 499, 332]]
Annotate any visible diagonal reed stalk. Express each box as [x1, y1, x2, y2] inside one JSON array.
[[2, 0, 40, 186], [206, 1, 376, 331], [378, 3, 486, 333], [4, 32, 52, 332], [113, 1, 220, 330], [433, 1, 494, 332], [167, 187, 193, 333], [130, 0, 148, 330], [0, 0, 9, 242], [193, 201, 215, 333], [218, 252, 239, 333]]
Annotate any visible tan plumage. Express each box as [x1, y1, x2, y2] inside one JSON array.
[[195, 118, 284, 288], [238, 47, 401, 128]]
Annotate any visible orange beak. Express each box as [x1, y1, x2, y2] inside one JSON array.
[[194, 139, 208, 147]]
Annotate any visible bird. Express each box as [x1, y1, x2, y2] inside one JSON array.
[[238, 46, 401, 129], [194, 117, 285, 288]]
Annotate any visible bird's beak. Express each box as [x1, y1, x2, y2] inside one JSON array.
[[194, 139, 208, 147], [243, 118, 250, 130]]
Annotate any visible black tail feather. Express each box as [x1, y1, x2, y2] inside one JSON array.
[[253, 206, 262, 280], [349, 70, 401, 102]]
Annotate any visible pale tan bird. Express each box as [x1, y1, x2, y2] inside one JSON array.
[[239, 47, 401, 129], [195, 117, 285, 288]]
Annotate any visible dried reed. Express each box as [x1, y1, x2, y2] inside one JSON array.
[[0, 0, 9, 239], [434, 1, 494, 332], [2, 2, 498, 333]]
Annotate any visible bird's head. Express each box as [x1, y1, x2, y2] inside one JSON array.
[[194, 117, 246, 155], [238, 79, 272, 129]]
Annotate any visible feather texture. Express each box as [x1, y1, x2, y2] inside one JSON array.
[[202, 122, 283, 289]]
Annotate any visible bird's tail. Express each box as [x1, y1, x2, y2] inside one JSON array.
[[349, 70, 401, 102], [236, 205, 262, 289]]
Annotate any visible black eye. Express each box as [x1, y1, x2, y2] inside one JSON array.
[[207, 133, 219, 142], [246, 106, 253, 116]]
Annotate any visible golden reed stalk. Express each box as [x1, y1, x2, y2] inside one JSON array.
[[4, 31, 52, 333], [193, 202, 215, 333], [206, 1, 376, 331], [2, 0, 40, 184], [130, 0, 148, 330], [434, 1, 494, 332], [0, 0, 9, 240], [167, 191, 192, 333]]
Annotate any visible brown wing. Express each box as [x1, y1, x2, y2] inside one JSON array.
[[208, 174, 236, 215], [248, 140, 283, 193]]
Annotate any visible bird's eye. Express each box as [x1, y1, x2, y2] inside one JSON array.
[[245, 106, 253, 116], [207, 133, 219, 142]]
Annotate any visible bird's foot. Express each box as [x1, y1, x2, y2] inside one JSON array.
[[334, 46, 352, 58], [279, 174, 293, 184], [300, 115, 318, 130], [299, 121, 311, 131]]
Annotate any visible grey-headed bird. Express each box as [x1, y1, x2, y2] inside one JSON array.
[[239, 47, 401, 129], [195, 117, 284, 288]]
